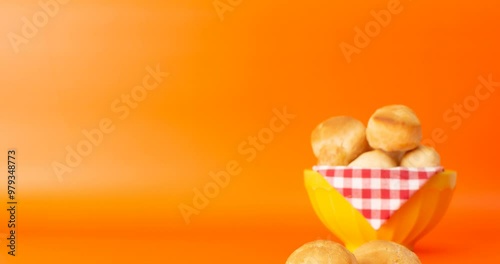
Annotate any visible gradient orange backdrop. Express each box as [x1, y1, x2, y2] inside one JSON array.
[[1, 0, 500, 263]]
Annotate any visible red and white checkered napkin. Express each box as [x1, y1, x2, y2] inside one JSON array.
[[312, 166, 444, 230]]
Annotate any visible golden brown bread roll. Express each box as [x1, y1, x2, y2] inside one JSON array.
[[348, 150, 397, 168], [353, 240, 421, 264], [286, 240, 358, 264], [366, 105, 422, 152], [400, 145, 441, 168], [311, 116, 369, 166]]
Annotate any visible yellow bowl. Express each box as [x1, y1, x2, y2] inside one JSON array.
[[304, 169, 457, 252]]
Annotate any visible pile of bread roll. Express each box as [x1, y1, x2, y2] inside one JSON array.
[[311, 105, 440, 168], [286, 240, 421, 264]]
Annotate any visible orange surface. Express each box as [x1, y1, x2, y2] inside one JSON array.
[[1, 0, 500, 263]]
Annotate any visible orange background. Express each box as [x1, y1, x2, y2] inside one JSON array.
[[1, 0, 500, 263]]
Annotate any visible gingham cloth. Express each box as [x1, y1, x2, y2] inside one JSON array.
[[313, 166, 444, 230]]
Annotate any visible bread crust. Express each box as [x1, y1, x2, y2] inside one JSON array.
[[366, 105, 422, 152]]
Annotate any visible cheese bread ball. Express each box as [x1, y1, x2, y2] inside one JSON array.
[[311, 116, 369, 166], [286, 240, 358, 264], [400, 145, 441, 168], [366, 105, 422, 152], [354, 240, 421, 264], [348, 150, 397, 168]]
